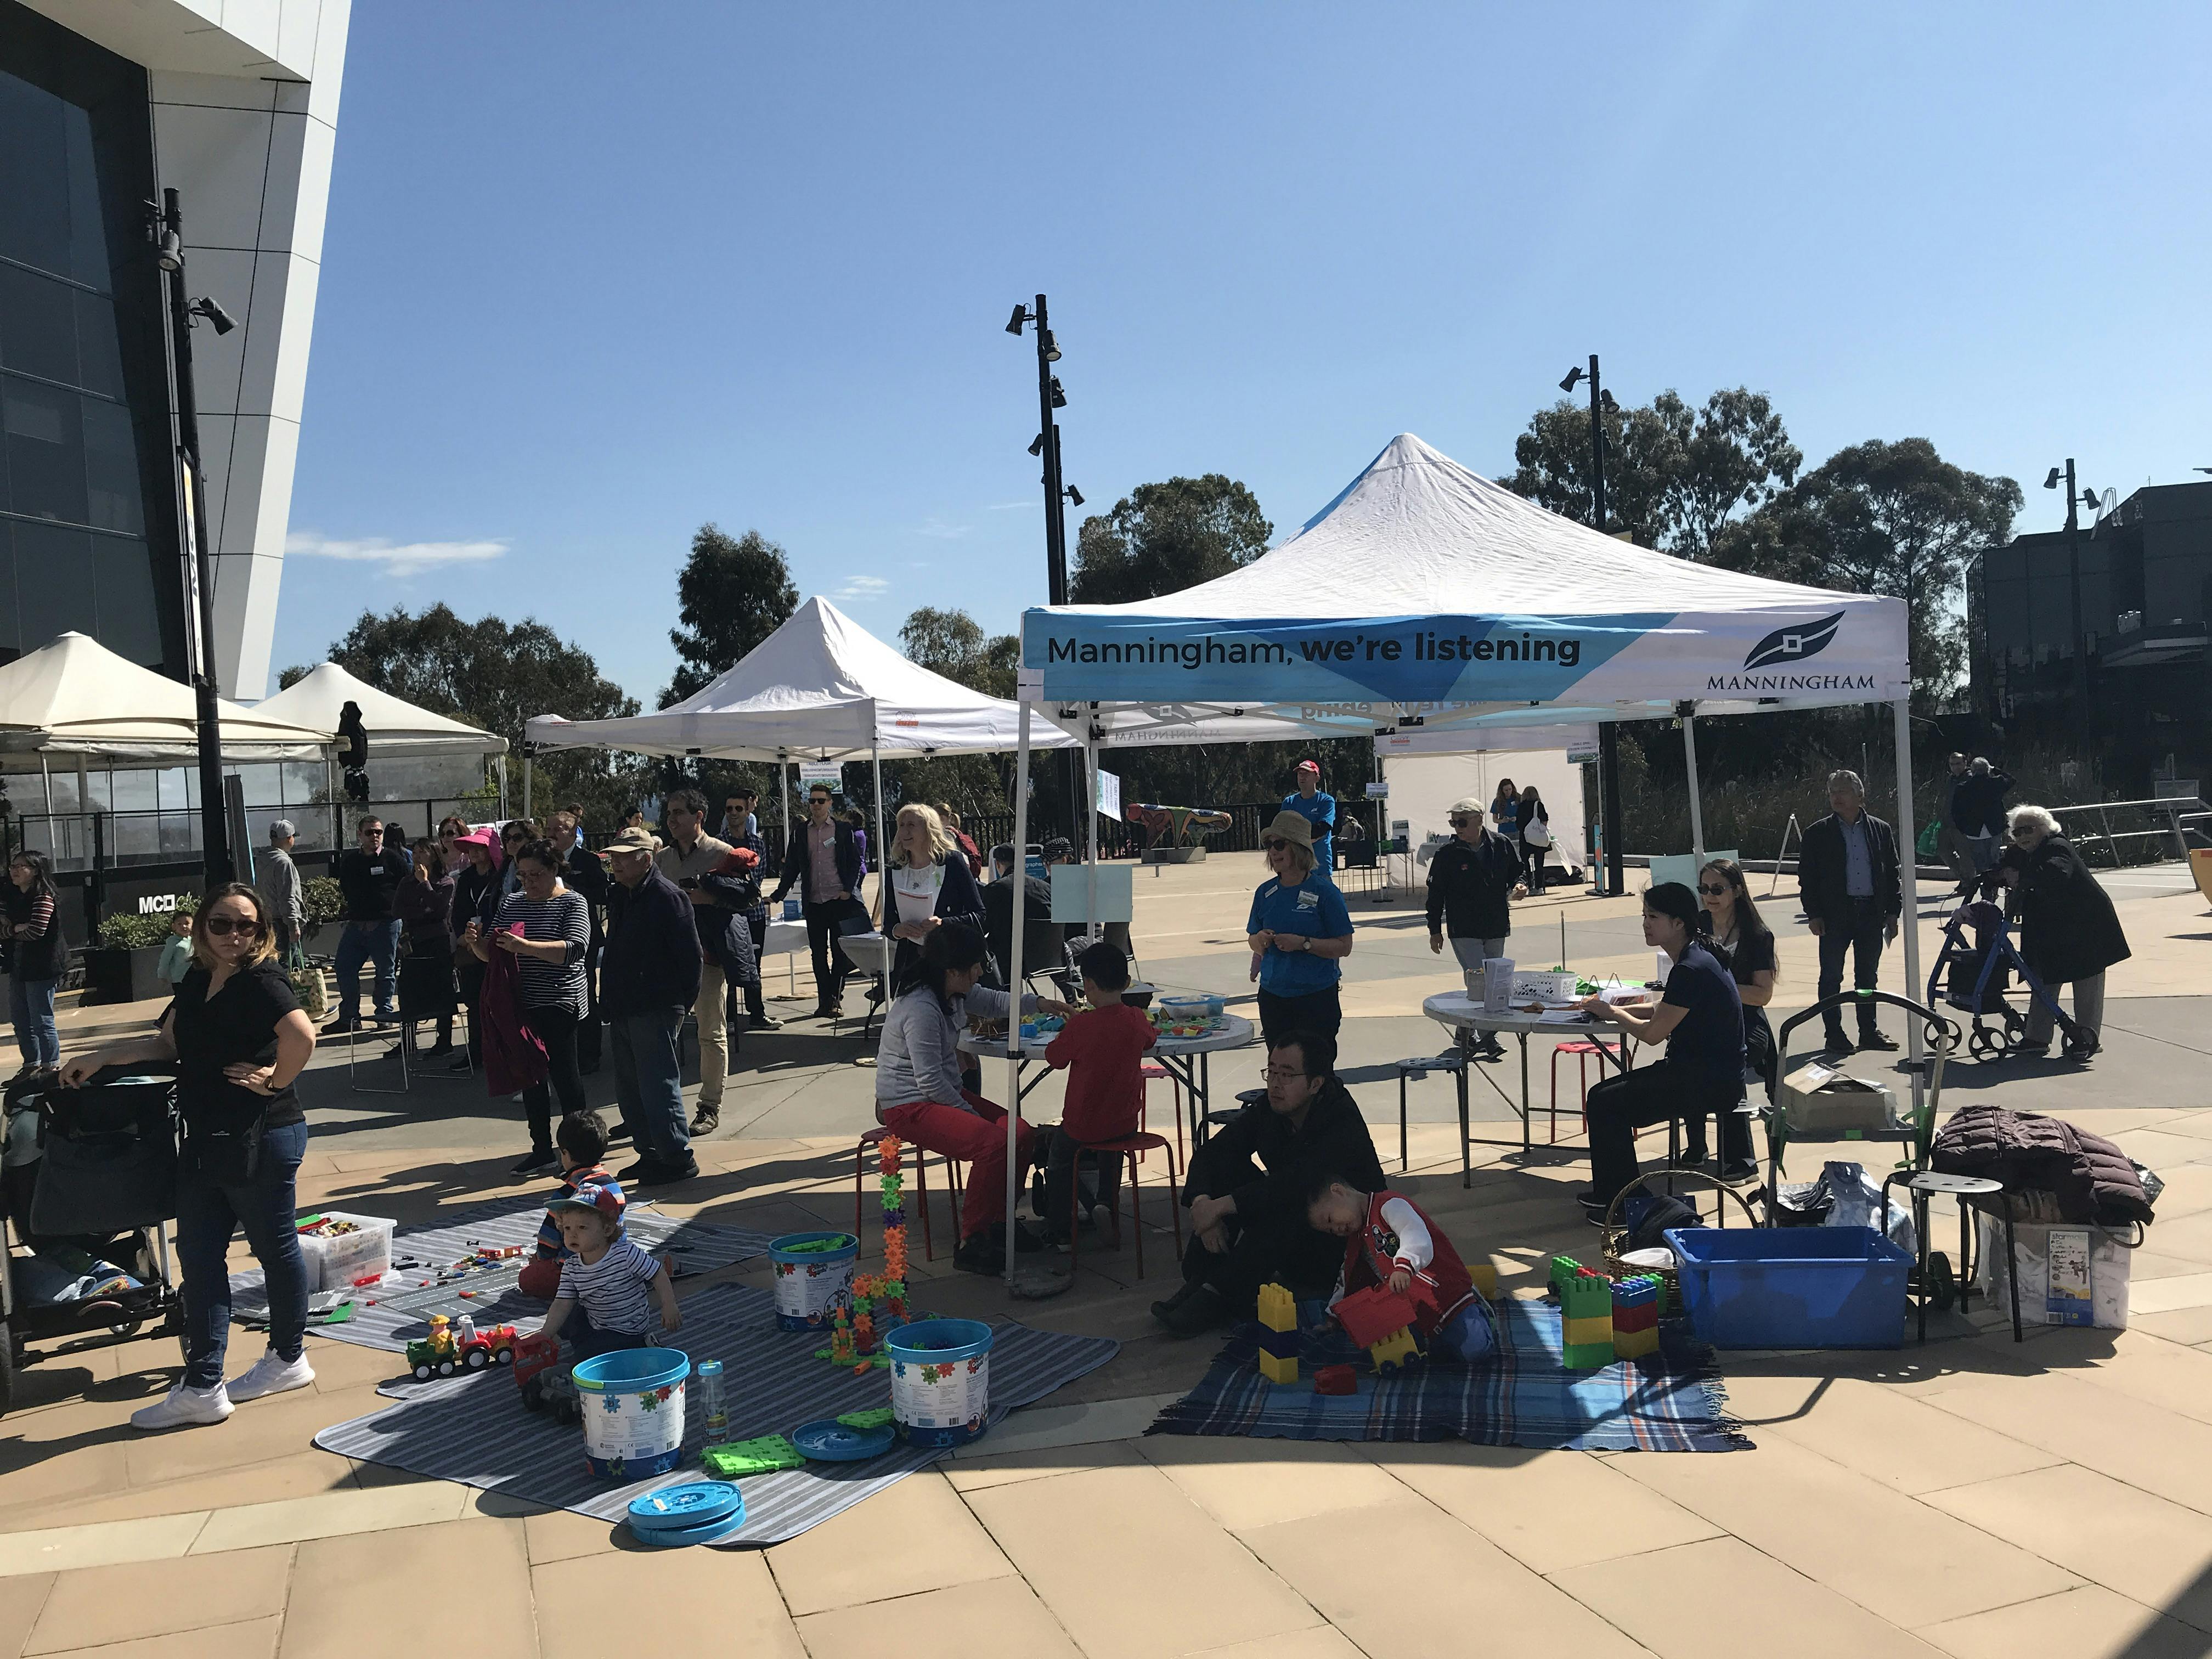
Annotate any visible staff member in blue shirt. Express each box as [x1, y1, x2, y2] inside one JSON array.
[[1246, 811, 1355, 1042], [1280, 760, 1338, 873]]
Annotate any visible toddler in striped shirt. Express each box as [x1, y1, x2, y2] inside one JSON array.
[[539, 1181, 681, 1361]]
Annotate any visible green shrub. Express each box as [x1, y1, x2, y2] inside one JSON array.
[[302, 875, 343, 924], [97, 905, 192, 950]]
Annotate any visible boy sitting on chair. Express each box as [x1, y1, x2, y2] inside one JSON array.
[[1033, 941, 1158, 1243], [1306, 1171, 1494, 1362], [539, 1180, 681, 1360]]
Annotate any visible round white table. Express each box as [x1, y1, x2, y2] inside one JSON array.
[[960, 1012, 1259, 1149], [1420, 993, 1638, 1183]]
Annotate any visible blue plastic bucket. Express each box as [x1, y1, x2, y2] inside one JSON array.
[[1664, 1226, 1910, 1349], [885, 1317, 992, 1447], [769, 1231, 859, 1330], [569, 1347, 691, 1479]]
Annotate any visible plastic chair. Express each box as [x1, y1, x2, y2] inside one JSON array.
[[1052, 1131, 1182, 1279], [854, 1128, 962, 1264], [1392, 1054, 1466, 1172], [1139, 1062, 1182, 1161], [1550, 1037, 1621, 1142]]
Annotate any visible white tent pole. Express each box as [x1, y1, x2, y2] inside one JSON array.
[[871, 746, 889, 1014], [1681, 708, 1706, 865], [1891, 697, 1926, 1115], [40, 754, 53, 831], [779, 755, 789, 867], [496, 754, 507, 818], [1005, 698, 1034, 1286], [523, 755, 533, 819]]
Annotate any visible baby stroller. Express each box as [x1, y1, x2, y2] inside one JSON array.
[[0, 1069, 186, 1418], [1925, 879, 2080, 1061]]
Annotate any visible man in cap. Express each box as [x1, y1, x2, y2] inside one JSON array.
[[1282, 760, 1337, 874], [599, 826, 704, 1184], [258, 819, 304, 961], [1424, 797, 1525, 1061]]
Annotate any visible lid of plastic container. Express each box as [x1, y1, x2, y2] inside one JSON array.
[[791, 1419, 895, 1462], [628, 1500, 748, 1548], [628, 1480, 744, 1529]]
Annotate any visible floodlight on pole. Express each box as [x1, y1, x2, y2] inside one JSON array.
[[1560, 366, 1584, 393]]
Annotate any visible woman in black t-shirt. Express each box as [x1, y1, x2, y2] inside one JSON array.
[[63, 883, 319, 1431], [1701, 857, 1779, 1107]]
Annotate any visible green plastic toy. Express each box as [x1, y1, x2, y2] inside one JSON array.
[[835, 1407, 894, 1430], [700, 1436, 805, 1477]]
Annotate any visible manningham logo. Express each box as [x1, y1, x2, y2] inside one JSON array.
[[1743, 611, 1844, 671]]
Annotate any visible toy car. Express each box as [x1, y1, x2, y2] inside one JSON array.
[[405, 1314, 520, 1381], [513, 1329, 582, 1424]]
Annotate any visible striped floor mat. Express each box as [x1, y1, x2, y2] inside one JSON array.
[[232, 1195, 774, 1353], [313, 1283, 1119, 1545]]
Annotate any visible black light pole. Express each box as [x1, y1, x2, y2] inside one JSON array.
[[153, 188, 238, 886], [1561, 354, 1624, 896], [1007, 296, 1085, 831], [2042, 460, 2099, 746]]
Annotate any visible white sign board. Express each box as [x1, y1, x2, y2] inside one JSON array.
[[1363, 781, 1390, 799], [1094, 768, 1122, 822], [797, 761, 843, 789]]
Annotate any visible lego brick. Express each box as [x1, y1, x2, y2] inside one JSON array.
[[1469, 1262, 1498, 1300], [1256, 1282, 1297, 1333], [1561, 1340, 1616, 1369], [1612, 1303, 1658, 1335], [1548, 1255, 1584, 1294], [1257, 1325, 1301, 1361], [1613, 1324, 1660, 1359], [1563, 1313, 1615, 1347], [1370, 1329, 1420, 1373], [1258, 1350, 1299, 1386], [1314, 1364, 1358, 1396], [1611, 1277, 1658, 1310], [1560, 1276, 1613, 1319]]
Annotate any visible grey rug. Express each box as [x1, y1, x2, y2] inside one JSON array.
[[312, 1282, 1119, 1545], [232, 1194, 774, 1353]]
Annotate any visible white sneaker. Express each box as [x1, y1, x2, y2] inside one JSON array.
[[227, 1350, 315, 1402], [130, 1381, 234, 1430]]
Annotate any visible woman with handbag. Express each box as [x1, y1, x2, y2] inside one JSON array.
[[61, 883, 319, 1430], [1516, 785, 1551, 891]]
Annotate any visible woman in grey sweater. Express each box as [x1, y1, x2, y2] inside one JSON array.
[[877, 923, 1068, 1273]]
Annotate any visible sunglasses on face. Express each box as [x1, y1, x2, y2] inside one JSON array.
[[202, 913, 259, 937], [1699, 882, 1730, 896], [1262, 838, 1291, 851]]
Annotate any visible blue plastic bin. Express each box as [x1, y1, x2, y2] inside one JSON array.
[[1664, 1227, 1910, 1350]]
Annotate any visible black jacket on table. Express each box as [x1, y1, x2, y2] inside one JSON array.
[[336, 846, 410, 923], [1185, 1077, 1385, 1234], [1425, 831, 1522, 940], [600, 866, 704, 1017], [2005, 836, 2131, 985], [1797, 811, 1901, 928]]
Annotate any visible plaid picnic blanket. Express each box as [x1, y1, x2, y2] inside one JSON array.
[[1148, 1296, 1748, 1453]]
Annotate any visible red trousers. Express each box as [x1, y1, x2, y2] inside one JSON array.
[[881, 1091, 1035, 1243]]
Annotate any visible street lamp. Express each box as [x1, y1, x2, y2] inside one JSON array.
[[149, 187, 235, 887], [1007, 295, 1085, 830], [2042, 459, 2099, 740], [1562, 353, 1625, 897]]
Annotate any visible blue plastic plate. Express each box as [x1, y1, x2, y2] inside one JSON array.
[[627, 1480, 744, 1530], [791, 1418, 896, 1462], [628, 1502, 747, 1548]]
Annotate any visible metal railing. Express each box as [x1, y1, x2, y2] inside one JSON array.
[[2047, 795, 2209, 866]]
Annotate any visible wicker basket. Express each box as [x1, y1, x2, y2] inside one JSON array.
[[1601, 1169, 1762, 1312]]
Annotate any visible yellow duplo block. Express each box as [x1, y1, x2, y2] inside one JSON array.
[[1256, 1282, 1297, 1334], [1613, 1324, 1659, 1360], [1470, 1263, 1499, 1300], [1562, 1313, 1615, 1347], [1259, 1350, 1299, 1385], [1369, 1328, 1419, 1373]]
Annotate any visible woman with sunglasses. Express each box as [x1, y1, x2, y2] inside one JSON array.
[[2000, 805, 2129, 1062], [1697, 858, 1773, 1179], [63, 883, 319, 1429], [1246, 811, 1355, 1043]]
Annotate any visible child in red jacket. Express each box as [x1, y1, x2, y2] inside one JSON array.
[[1306, 1172, 1494, 1362], [1034, 941, 1158, 1242]]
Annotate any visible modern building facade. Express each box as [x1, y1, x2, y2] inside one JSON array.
[[1, 0, 346, 700], [1971, 479, 2212, 786]]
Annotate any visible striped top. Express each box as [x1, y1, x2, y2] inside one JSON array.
[[492, 889, 590, 1015], [556, 1237, 661, 1335]]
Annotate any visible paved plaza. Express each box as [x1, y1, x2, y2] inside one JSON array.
[[2, 852, 2208, 1659]]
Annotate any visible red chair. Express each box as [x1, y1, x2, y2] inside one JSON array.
[[1550, 1039, 1618, 1142], [854, 1128, 963, 1264], [1139, 1061, 1183, 1160], [1052, 1132, 1182, 1280]]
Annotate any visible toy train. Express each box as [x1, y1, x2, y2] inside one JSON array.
[[406, 1313, 520, 1381]]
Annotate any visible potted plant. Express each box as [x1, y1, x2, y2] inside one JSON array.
[[299, 875, 343, 957], [82, 896, 197, 1004]]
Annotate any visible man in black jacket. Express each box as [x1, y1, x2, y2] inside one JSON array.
[[981, 843, 1057, 989], [768, 783, 867, 1018], [326, 815, 410, 1032], [1155, 1029, 1386, 1336], [547, 809, 608, 1074], [600, 828, 704, 1185], [1425, 796, 1526, 1060], [1798, 769, 1903, 1057]]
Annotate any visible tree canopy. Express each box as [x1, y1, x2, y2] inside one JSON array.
[[662, 524, 799, 707], [898, 606, 1019, 700], [1070, 475, 1273, 605]]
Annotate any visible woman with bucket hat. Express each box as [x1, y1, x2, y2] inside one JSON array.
[[1246, 810, 1356, 1043]]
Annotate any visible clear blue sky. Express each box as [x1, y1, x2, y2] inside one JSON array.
[[274, 1, 2212, 704]]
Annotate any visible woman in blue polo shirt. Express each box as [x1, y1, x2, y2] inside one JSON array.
[[1246, 810, 1356, 1042], [1280, 760, 1338, 873]]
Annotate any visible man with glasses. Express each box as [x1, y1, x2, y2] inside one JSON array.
[[1153, 1029, 1385, 1338], [1424, 797, 1526, 1061], [326, 816, 409, 1033], [1797, 769, 1903, 1059], [653, 789, 758, 1139], [768, 783, 866, 1019]]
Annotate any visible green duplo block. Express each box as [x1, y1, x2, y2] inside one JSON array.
[[1561, 1340, 1616, 1370], [1548, 1256, 1584, 1295], [1560, 1275, 1613, 1321]]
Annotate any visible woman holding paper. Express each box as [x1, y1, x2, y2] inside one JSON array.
[[878, 804, 988, 990]]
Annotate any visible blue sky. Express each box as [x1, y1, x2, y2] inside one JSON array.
[[274, 1, 2212, 704]]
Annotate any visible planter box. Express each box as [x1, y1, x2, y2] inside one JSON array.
[[1141, 847, 1207, 865], [82, 946, 172, 1005]]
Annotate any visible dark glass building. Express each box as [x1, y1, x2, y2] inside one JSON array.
[[0, 0, 187, 676]]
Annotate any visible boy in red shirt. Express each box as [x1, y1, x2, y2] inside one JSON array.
[[1034, 942, 1158, 1243], [1306, 1171, 1495, 1362]]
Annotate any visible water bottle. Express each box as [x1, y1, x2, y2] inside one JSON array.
[[698, 1358, 727, 1437]]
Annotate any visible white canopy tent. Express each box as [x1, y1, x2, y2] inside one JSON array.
[[990, 433, 1923, 1282], [256, 662, 509, 761], [0, 634, 331, 815]]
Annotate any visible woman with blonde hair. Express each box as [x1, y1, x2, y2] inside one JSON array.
[[880, 803, 988, 987], [63, 883, 319, 1429]]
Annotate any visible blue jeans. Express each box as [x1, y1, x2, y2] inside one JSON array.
[[176, 1119, 311, 1389], [333, 920, 399, 1024], [612, 1007, 690, 1166], [1433, 1297, 1496, 1363], [566, 1305, 654, 1363], [10, 975, 59, 1066]]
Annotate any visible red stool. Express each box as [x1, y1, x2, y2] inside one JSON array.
[[854, 1128, 964, 1263], [1550, 1040, 1615, 1142], [1139, 1062, 1183, 1160], [1056, 1132, 1182, 1279]]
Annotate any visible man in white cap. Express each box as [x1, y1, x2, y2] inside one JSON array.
[[258, 819, 304, 961], [1424, 797, 1525, 1060], [1281, 760, 1337, 874]]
